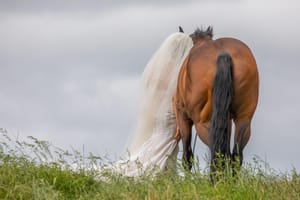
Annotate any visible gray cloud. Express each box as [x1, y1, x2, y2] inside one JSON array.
[[0, 0, 202, 14], [1, 0, 300, 171]]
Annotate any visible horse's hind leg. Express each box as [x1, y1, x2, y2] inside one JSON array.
[[232, 119, 251, 167], [178, 112, 193, 171]]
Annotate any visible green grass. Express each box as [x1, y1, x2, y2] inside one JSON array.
[[0, 128, 299, 200]]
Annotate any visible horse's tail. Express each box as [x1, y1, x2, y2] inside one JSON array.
[[209, 52, 233, 164]]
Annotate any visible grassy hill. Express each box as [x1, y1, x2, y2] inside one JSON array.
[[0, 129, 299, 200]]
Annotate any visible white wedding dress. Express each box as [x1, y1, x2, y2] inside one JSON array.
[[114, 103, 179, 177], [109, 33, 193, 177]]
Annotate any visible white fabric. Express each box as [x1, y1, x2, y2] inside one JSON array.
[[115, 103, 179, 176], [112, 33, 193, 177]]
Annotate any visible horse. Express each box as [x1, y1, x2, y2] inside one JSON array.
[[174, 27, 259, 175]]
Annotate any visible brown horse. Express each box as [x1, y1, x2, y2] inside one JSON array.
[[175, 27, 259, 173]]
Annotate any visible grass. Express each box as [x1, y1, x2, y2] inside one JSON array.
[[0, 128, 299, 200]]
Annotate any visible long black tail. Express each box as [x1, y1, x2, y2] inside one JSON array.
[[209, 53, 233, 163]]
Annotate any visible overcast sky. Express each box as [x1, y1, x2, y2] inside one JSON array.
[[1, 0, 300, 172]]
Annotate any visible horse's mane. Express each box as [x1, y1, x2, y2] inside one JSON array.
[[193, 26, 213, 39]]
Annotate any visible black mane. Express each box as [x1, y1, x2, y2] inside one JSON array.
[[193, 26, 213, 39]]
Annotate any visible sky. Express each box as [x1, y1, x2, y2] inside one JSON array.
[[1, 0, 300, 172]]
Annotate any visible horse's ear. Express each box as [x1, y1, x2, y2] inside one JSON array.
[[179, 26, 184, 33], [206, 26, 213, 38]]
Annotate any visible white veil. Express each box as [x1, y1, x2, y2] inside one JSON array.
[[127, 32, 193, 153]]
